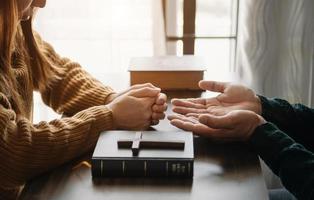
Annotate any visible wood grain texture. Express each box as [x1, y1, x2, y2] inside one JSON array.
[[130, 71, 204, 90], [20, 93, 268, 200]]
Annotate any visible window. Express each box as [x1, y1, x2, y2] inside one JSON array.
[[33, 0, 158, 122], [165, 0, 239, 81], [32, 0, 238, 122]]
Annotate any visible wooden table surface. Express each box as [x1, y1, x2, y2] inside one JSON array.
[[20, 74, 268, 200]]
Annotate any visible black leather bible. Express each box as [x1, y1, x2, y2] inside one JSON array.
[[91, 131, 194, 178]]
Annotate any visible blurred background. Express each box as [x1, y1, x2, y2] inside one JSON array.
[[32, 0, 314, 193], [33, 0, 237, 122]]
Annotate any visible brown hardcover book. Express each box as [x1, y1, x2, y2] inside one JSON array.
[[92, 131, 194, 178], [129, 56, 206, 90]]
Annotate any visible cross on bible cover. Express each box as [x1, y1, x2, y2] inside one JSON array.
[[92, 131, 194, 178]]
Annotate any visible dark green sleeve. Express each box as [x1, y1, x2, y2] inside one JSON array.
[[249, 123, 314, 200], [258, 95, 314, 151]]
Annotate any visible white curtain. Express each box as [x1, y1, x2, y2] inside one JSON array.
[[236, 0, 314, 189], [236, 0, 314, 106]]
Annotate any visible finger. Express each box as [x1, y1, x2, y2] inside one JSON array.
[[170, 119, 233, 139], [186, 98, 207, 105], [169, 119, 219, 136], [156, 93, 167, 105], [199, 114, 234, 129], [122, 83, 157, 95], [141, 122, 152, 130], [172, 98, 205, 105], [170, 119, 196, 131], [152, 112, 166, 120], [172, 106, 207, 115], [199, 80, 229, 93], [131, 83, 158, 90], [167, 113, 183, 121], [120, 83, 159, 98], [152, 103, 168, 112], [129, 87, 161, 98], [151, 119, 159, 126], [171, 98, 206, 109], [186, 113, 200, 118], [167, 114, 199, 124], [141, 97, 157, 108]]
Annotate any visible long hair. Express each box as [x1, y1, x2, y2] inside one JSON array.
[[0, 0, 57, 115], [21, 16, 57, 91], [0, 0, 23, 114]]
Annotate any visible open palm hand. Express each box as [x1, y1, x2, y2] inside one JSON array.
[[168, 110, 265, 141], [171, 81, 262, 117]]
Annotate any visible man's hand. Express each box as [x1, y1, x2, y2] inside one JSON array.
[[171, 81, 262, 117], [106, 83, 167, 126], [168, 110, 266, 142]]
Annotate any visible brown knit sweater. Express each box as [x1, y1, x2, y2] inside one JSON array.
[[0, 34, 115, 199]]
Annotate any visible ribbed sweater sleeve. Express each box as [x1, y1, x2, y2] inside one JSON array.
[[258, 95, 314, 152], [34, 34, 115, 116], [0, 93, 113, 199], [249, 123, 314, 200]]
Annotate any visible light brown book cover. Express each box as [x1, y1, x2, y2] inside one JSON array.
[[129, 56, 206, 90]]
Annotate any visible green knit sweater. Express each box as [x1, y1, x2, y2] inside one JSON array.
[[249, 96, 314, 200]]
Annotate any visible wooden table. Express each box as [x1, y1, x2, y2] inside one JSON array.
[[20, 74, 268, 200]]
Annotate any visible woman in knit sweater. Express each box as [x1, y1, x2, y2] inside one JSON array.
[[169, 80, 314, 200], [0, 0, 167, 199]]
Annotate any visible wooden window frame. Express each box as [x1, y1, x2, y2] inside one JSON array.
[[163, 0, 240, 62]]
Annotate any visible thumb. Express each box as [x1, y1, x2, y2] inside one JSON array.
[[199, 80, 229, 93], [141, 96, 156, 106], [129, 87, 161, 98], [199, 114, 233, 129], [155, 93, 167, 104]]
